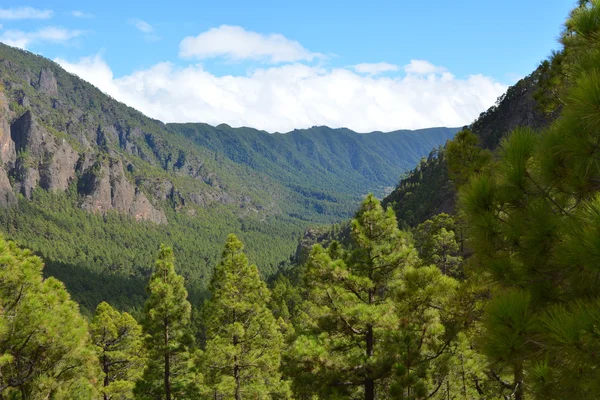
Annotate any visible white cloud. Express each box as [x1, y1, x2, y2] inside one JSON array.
[[179, 25, 321, 63], [353, 62, 399, 75], [404, 60, 447, 75], [71, 10, 94, 18], [0, 7, 52, 20], [56, 54, 507, 133], [129, 19, 154, 33], [0, 27, 83, 49]]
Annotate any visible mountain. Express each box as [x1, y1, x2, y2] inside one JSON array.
[[0, 43, 456, 312], [167, 123, 458, 201], [382, 65, 559, 227]]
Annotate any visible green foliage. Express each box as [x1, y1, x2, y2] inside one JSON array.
[[383, 57, 556, 230], [458, 2, 600, 397], [445, 129, 492, 188], [135, 246, 201, 400], [390, 265, 458, 399], [4, 2, 600, 398], [289, 195, 463, 400], [201, 234, 290, 398], [289, 195, 415, 398], [413, 214, 463, 277], [90, 302, 144, 400], [0, 237, 99, 399]]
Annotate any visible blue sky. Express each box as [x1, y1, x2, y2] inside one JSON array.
[[0, 1, 575, 132]]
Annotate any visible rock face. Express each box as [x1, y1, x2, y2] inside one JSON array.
[[81, 158, 167, 224], [11, 111, 78, 195], [0, 92, 16, 169], [0, 167, 15, 206], [36, 68, 58, 97], [4, 110, 167, 224]]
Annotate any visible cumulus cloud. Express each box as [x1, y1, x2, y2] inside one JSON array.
[[353, 62, 399, 75], [404, 60, 447, 75], [0, 7, 52, 20], [0, 27, 83, 49], [56, 54, 506, 133], [179, 25, 321, 63], [71, 10, 94, 18], [129, 18, 154, 33]]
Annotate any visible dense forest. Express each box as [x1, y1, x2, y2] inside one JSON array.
[[2, 0, 600, 399]]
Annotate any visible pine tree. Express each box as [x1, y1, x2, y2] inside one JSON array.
[[389, 263, 459, 400], [135, 245, 200, 400], [458, 2, 600, 398], [0, 238, 99, 399], [445, 129, 491, 188], [90, 302, 144, 400], [413, 214, 463, 277], [202, 234, 290, 399], [289, 195, 420, 399]]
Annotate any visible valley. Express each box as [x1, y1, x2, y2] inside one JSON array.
[[0, 43, 457, 311]]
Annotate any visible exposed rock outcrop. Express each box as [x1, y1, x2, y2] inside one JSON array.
[[36, 67, 58, 97], [81, 158, 167, 224], [189, 190, 234, 207], [15, 167, 39, 198], [0, 92, 16, 169], [0, 166, 15, 206], [5, 110, 166, 223], [116, 125, 144, 157], [10, 111, 78, 195]]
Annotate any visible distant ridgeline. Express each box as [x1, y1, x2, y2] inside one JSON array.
[[0, 43, 456, 312]]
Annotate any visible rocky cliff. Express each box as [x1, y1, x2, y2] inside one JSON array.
[[1, 66, 167, 223]]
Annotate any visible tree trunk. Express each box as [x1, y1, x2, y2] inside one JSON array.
[[234, 356, 240, 400], [514, 363, 524, 400], [164, 317, 171, 400], [365, 325, 374, 400], [365, 287, 374, 400], [233, 309, 241, 400], [365, 376, 374, 400], [103, 352, 109, 400]]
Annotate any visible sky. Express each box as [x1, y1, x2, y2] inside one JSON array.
[[0, 1, 576, 132]]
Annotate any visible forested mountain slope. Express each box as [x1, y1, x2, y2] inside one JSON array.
[[382, 66, 558, 227], [0, 43, 455, 311], [167, 123, 458, 198]]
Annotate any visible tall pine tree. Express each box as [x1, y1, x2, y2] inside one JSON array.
[[90, 302, 145, 400], [202, 234, 290, 399], [459, 2, 600, 398], [0, 238, 99, 399], [289, 195, 418, 399], [135, 245, 200, 400]]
